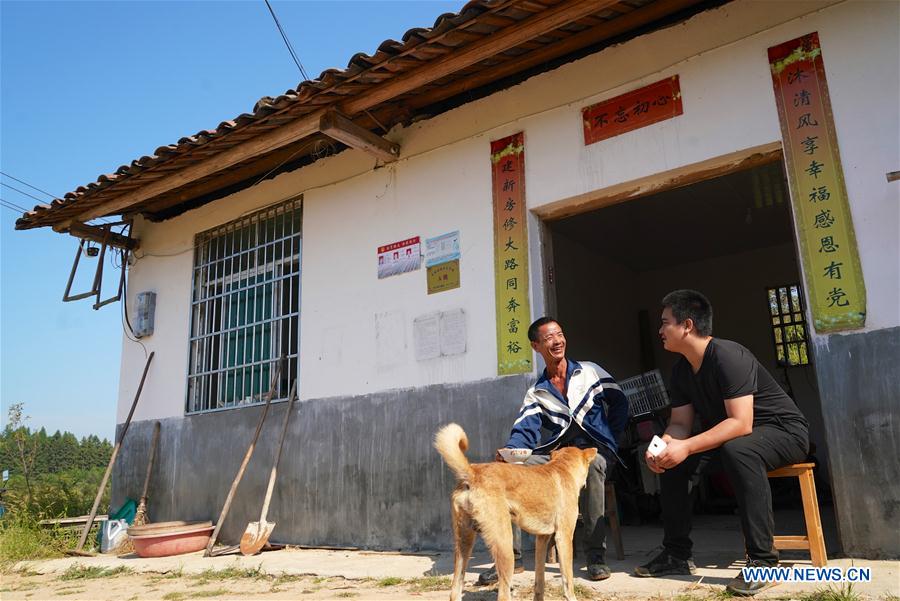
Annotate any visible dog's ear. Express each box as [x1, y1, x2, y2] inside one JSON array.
[[583, 447, 598, 463]]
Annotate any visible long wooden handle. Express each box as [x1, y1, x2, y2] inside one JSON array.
[[205, 357, 284, 556], [258, 379, 298, 524], [76, 351, 155, 552], [140, 421, 161, 500]]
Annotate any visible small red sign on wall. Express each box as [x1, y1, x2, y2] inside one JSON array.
[[582, 76, 683, 145]]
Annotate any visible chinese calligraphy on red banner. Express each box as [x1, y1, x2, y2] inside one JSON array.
[[491, 133, 532, 375], [769, 32, 866, 332], [582, 76, 683, 145]]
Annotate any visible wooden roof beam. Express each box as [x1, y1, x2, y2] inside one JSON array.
[[62, 108, 328, 228], [403, 0, 705, 113], [319, 111, 400, 162], [57, 221, 140, 251], [340, 0, 622, 116]]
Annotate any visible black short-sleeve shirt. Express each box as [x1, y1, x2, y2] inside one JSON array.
[[669, 338, 808, 431]]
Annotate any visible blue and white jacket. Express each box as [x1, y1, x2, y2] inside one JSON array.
[[504, 360, 629, 457]]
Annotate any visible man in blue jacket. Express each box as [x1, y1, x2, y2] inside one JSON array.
[[478, 316, 629, 585]]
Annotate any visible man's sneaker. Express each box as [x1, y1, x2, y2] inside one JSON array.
[[633, 548, 696, 577], [586, 555, 611, 581], [476, 559, 524, 586], [725, 560, 778, 596]]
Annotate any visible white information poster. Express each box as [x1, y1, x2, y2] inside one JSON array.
[[414, 309, 466, 360], [440, 309, 466, 356], [413, 313, 440, 361], [425, 231, 460, 267]]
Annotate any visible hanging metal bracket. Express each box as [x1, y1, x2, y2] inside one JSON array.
[[62, 221, 134, 309]]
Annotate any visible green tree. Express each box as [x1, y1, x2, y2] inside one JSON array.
[[5, 403, 38, 505]]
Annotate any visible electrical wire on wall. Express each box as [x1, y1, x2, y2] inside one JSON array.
[[117, 222, 148, 359]]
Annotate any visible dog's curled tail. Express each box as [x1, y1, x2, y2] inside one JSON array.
[[434, 423, 472, 482]]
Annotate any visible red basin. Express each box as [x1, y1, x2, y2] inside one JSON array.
[[127, 521, 215, 558]]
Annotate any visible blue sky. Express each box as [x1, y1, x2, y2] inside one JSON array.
[[1, 0, 463, 441]]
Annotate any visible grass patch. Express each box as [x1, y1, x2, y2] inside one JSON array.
[[336, 593, 359, 599], [273, 574, 305, 584], [191, 589, 230, 598], [800, 584, 862, 601], [163, 593, 187, 601], [191, 565, 265, 581], [671, 589, 733, 601], [270, 573, 308, 591], [58, 564, 132, 580], [518, 583, 579, 600], [406, 575, 451, 592], [0, 517, 84, 565], [56, 588, 87, 596], [376, 576, 404, 587]]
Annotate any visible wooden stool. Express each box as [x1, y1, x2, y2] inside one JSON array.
[[767, 462, 827, 567], [548, 481, 624, 562]]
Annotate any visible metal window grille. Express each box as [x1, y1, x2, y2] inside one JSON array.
[[186, 197, 302, 414], [767, 283, 810, 367]]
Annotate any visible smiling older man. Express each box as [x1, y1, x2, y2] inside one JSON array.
[[477, 316, 628, 585]]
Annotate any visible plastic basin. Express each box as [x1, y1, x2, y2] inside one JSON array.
[[127, 521, 214, 558]]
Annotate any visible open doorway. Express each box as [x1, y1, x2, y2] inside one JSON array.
[[545, 159, 836, 547]]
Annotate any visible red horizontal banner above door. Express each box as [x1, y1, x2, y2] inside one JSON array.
[[582, 75, 682, 145]]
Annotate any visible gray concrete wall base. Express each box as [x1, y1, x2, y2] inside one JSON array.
[[112, 374, 532, 550], [815, 326, 900, 559]]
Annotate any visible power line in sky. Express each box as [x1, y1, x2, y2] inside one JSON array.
[[0, 170, 60, 200], [1, 173, 114, 224], [1, 181, 49, 205], [264, 0, 311, 81], [1, 197, 31, 214]]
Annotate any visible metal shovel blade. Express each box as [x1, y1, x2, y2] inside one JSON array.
[[239, 520, 275, 556]]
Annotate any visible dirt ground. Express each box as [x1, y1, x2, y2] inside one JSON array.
[[2, 561, 898, 601], [0, 567, 626, 601], [1, 568, 449, 601], [3, 514, 898, 601]]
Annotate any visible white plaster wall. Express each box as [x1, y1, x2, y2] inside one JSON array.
[[298, 137, 497, 399], [118, 0, 899, 421]]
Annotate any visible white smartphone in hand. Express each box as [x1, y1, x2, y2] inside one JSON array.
[[648, 435, 667, 457]]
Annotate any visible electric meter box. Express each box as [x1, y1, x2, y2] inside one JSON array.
[[134, 291, 156, 338]]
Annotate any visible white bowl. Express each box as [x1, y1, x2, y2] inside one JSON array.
[[498, 448, 532, 463]]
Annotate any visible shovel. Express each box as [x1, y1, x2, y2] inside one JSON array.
[[240, 378, 298, 555], [205, 356, 284, 557]]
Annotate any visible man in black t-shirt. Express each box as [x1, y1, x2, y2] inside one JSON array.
[[634, 290, 809, 596]]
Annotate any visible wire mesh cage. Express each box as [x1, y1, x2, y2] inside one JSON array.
[[620, 369, 670, 417]]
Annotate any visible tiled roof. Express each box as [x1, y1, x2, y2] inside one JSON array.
[[16, 0, 707, 231]]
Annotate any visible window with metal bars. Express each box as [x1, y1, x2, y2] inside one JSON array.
[[766, 284, 810, 367], [186, 197, 301, 414]]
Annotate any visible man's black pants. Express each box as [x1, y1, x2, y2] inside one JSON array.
[[660, 421, 808, 565]]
